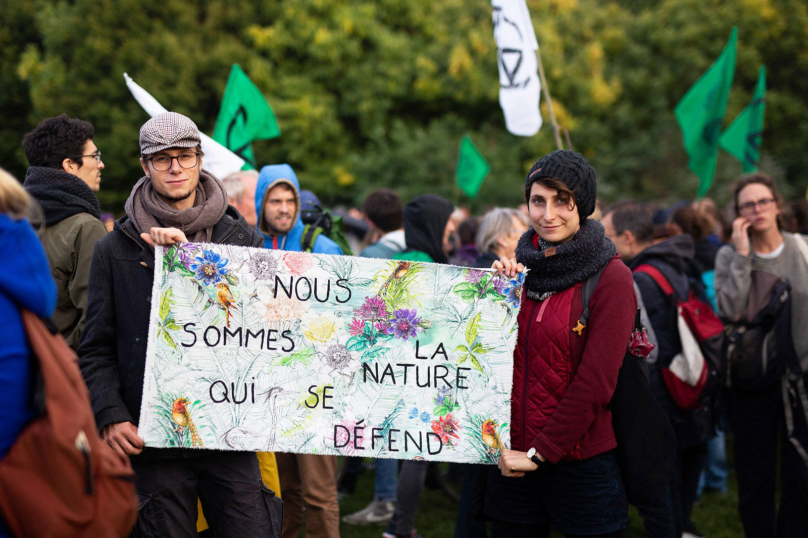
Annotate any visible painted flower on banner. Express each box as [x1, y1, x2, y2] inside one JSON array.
[[504, 272, 525, 309], [283, 252, 314, 275], [431, 413, 460, 447], [190, 249, 229, 285], [491, 276, 507, 296], [464, 269, 486, 285], [387, 309, 423, 341], [316, 334, 359, 377], [355, 295, 389, 322], [249, 251, 279, 282], [302, 312, 339, 344], [177, 244, 198, 270], [434, 386, 452, 407], [253, 286, 308, 322], [408, 408, 432, 424], [348, 318, 365, 337]]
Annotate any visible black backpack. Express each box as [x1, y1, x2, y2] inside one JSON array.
[[722, 273, 794, 392], [299, 203, 354, 255], [580, 269, 676, 505]]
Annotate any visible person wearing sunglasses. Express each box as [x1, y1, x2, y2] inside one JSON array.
[[714, 172, 808, 538], [21, 114, 107, 351]]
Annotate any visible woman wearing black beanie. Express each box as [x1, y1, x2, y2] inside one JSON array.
[[489, 150, 637, 538]]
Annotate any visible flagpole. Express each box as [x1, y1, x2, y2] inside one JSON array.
[[535, 49, 564, 151]]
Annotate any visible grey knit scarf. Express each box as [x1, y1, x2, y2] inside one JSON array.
[[124, 169, 227, 244], [515, 218, 616, 299]]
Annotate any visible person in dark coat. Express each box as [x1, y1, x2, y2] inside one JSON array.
[[493, 151, 637, 538], [603, 202, 711, 538], [78, 112, 276, 538]]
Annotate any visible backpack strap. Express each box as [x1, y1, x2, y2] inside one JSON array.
[[794, 234, 808, 267], [575, 266, 606, 335], [301, 224, 323, 254], [633, 264, 675, 298]]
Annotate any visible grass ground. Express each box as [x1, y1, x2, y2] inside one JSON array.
[[334, 459, 744, 538]]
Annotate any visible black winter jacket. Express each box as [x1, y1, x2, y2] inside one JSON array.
[[78, 206, 263, 455], [629, 235, 712, 449]]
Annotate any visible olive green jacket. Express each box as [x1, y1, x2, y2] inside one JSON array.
[[40, 213, 107, 350]]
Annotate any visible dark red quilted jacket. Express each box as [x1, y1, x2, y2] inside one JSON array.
[[510, 256, 636, 463]]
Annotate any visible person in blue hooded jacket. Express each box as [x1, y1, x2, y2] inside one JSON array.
[[0, 168, 57, 538], [255, 164, 342, 254]]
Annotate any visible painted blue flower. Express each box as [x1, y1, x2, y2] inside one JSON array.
[[388, 309, 422, 341], [504, 272, 525, 309], [190, 249, 229, 285], [434, 386, 452, 406], [408, 407, 419, 420], [419, 412, 430, 424]]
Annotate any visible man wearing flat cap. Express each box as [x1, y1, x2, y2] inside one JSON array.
[[78, 112, 279, 537]]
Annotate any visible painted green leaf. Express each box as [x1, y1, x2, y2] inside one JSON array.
[[361, 347, 388, 363], [454, 344, 469, 353], [470, 355, 483, 373], [471, 342, 488, 355], [159, 289, 173, 320], [278, 346, 314, 366], [453, 282, 479, 302], [159, 328, 178, 351], [346, 335, 371, 352], [457, 354, 469, 364], [165, 319, 181, 331], [465, 312, 480, 346], [225, 273, 240, 286]]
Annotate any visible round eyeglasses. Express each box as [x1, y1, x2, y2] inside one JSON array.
[[148, 152, 200, 171]]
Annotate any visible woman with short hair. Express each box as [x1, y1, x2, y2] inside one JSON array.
[[491, 150, 636, 538]]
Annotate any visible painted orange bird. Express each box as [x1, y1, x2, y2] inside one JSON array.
[[172, 397, 203, 448], [481, 419, 504, 454], [216, 282, 235, 327]]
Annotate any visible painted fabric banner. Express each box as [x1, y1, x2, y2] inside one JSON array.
[[139, 244, 524, 464]]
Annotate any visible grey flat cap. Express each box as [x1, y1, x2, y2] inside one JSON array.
[[139, 112, 201, 155]]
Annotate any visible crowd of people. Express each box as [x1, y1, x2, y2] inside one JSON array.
[[0, 111, 807, 538]]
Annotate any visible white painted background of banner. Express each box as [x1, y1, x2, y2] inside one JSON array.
[[138, 243, 523, 464]]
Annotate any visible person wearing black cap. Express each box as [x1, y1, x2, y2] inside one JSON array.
[[491, 150, 637, 538]]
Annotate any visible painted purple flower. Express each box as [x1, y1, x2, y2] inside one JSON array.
[[355, 295, 388, 321], [491, 276, 507, 296], [388, 309, 422, 340], [177, 245, 196, 269], [465, 269, 486, 285], [348, 318, 365, 337], [190, 249, 229, 285], [374, 321, 389, 333]]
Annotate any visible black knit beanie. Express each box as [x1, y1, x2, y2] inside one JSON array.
[[524, 150, 597, 220]]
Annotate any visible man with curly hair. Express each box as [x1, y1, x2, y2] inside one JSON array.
[[22, 114, 107, 350]]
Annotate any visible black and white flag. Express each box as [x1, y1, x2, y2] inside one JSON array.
[[492, 0, 542, 136]]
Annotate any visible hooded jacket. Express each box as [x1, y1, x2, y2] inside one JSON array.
[[394, 195, 454, 264], [254, 164, 342, 254], [0, 215, 57, 458], [628, 234, 711, 448], [23, 167, 106, 350]]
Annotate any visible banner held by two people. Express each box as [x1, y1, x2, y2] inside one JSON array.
[[139, 244, 524, 464]]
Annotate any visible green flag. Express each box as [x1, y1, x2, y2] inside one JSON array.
[[212, 64, 280, 169], [719, 66, 766, 173], [456, 136, 490, 199], [674, 28, 737, 198]]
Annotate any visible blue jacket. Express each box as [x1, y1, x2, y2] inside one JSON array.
[[254, 164, 342, 255]]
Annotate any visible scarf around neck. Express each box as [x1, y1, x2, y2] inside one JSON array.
[[124, 169, 228, 244], [23, 166, 101, 226], [515, 218, 616, 299]]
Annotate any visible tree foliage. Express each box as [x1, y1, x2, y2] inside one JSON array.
[[2, 0, 807, 211]]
